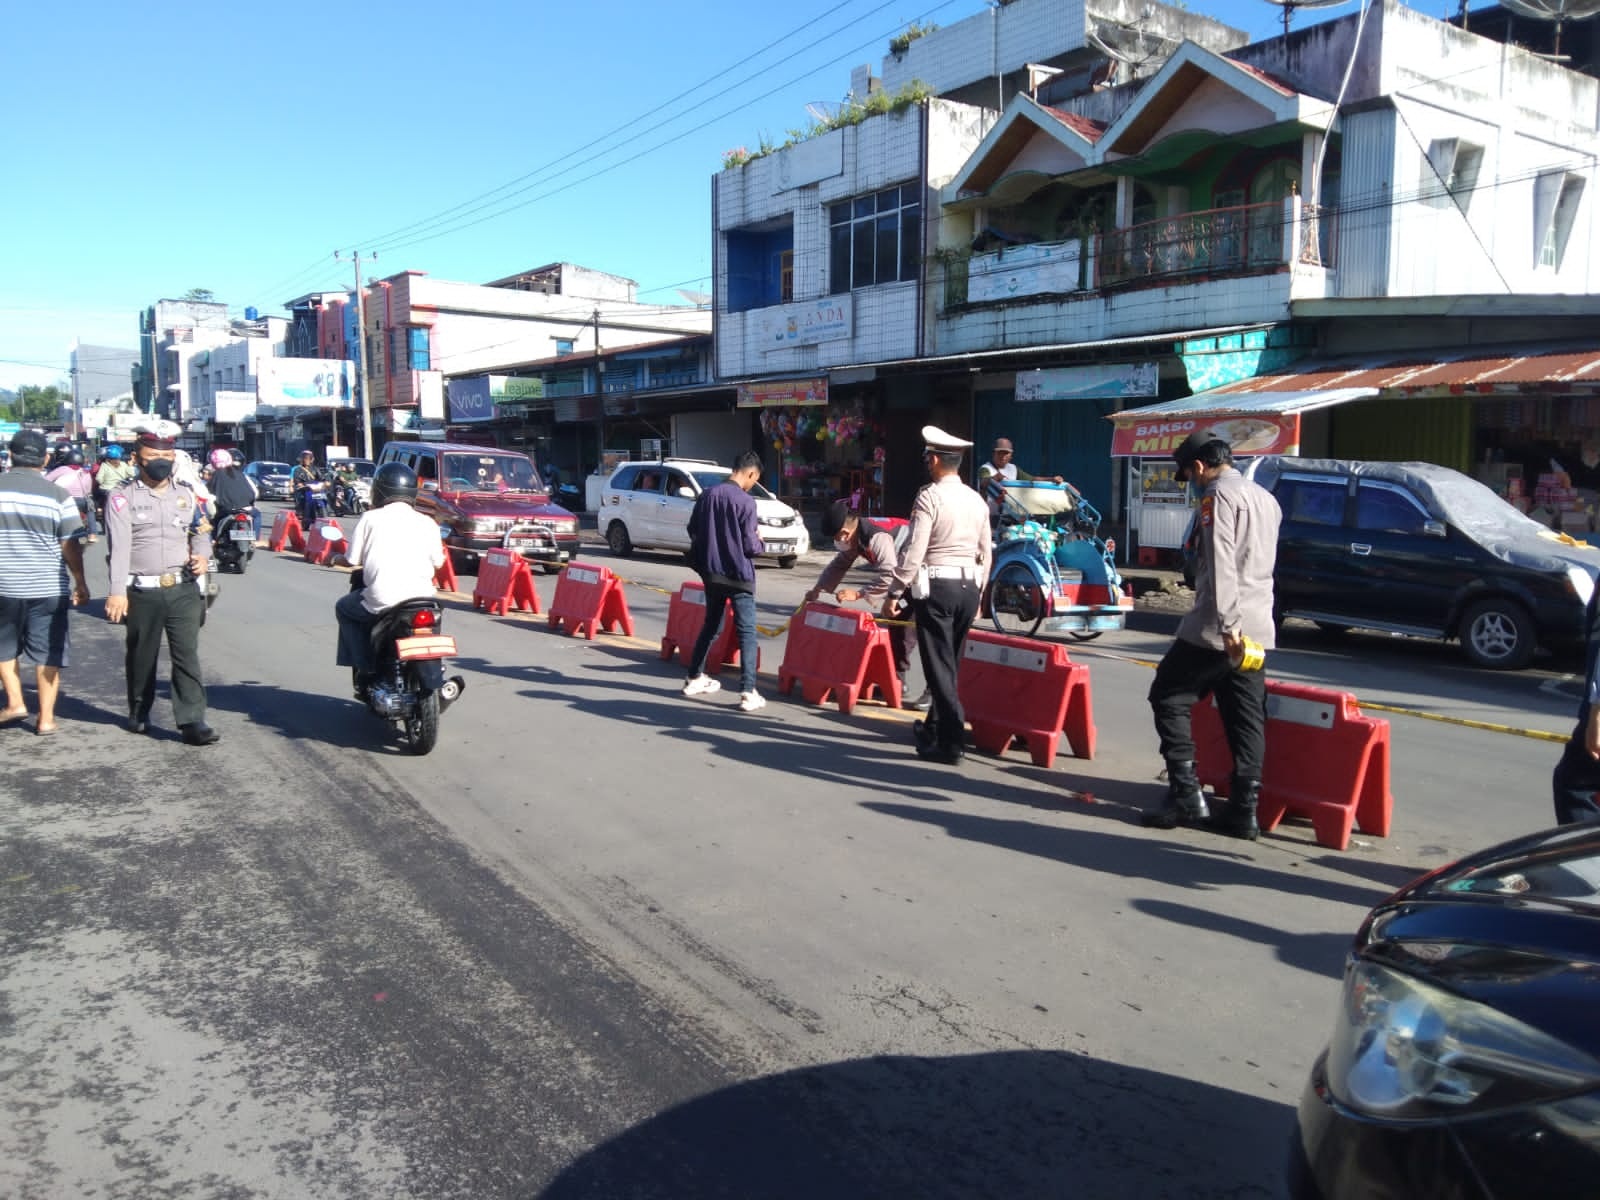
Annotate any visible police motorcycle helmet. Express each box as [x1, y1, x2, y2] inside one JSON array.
[[370, 462, 419, 508]]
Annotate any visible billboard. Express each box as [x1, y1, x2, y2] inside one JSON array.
[[259, 358, 354, 408], [1110, 413, 1301, 457], [1017, 362, 1159, 403], [759, 296, 852, 352], [448, 376, 493, 423]]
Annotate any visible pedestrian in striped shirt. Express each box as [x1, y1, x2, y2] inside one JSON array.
[[0, 431, 91, 735]]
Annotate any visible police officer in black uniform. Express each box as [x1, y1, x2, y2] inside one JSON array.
[[104, 426, 219, 745]]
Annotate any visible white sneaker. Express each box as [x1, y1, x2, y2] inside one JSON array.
[[682, 675, 721, 697], [738, 691, 767, 713]]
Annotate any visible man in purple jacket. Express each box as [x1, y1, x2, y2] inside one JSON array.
[[683, 451, 767, 712]]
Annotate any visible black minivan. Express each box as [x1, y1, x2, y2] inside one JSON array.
[[1246, 457, 1600, 669]]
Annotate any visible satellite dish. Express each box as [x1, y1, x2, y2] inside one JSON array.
[[1498, 0, 1600, 56], [1087, 29, 1142, 64], [676, 289, 711, 307], [1262, 0, 1354, 40]]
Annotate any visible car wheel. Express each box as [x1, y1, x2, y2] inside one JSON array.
[[451, 551, 478, 577], [541, 563, 563, 576], [777, 556, 798, 570], [606, 521, 633, 557], [1460, 597, 1535, 670]]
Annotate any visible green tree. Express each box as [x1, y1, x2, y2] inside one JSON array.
[[0, 384, 71, 424], [181, 287, 215, 303]]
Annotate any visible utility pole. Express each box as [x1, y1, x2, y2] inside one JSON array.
[[592, 308, 604, 474], [337, 250, 376, 458]]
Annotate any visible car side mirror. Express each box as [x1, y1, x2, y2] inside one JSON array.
[[421, 480, 438, 492], [676, 487, 694, 499], [1422, 520, 1447, 538]]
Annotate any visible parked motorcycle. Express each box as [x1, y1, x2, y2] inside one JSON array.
[[349, 573, 465, 755], [213, 510, 256, 574]]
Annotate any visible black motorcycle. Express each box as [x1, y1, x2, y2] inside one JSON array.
[[349, 573, 465, 755], [213, 510, 256, 574], [330, 477, 368, 518]]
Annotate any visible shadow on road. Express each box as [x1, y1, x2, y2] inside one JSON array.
[[540, 1049, 1290, 1200], [1131, 897, 1352, 979], [205, 682, 403, 753]]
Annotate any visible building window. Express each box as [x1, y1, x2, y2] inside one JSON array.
[[829, 184, 921, 293], [725, 218, 795, 312], [1424, 138, 1484, 211], [555, 338, 574, 356], [408, 327, 430, 371], [1535, 170, 1585, 269]]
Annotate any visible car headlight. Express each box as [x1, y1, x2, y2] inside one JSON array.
[[1325, 960, 1600, 1120], [464, 518, 509, 535], [1566, 565, 1595, 607]]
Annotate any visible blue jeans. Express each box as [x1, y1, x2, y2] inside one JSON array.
[[689, 584, 758, 694]]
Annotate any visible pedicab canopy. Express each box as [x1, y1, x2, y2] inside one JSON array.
[[1107, 388, 1378, 457]]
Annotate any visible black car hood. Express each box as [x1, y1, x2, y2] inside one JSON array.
[[1252, 456, 1600, 578], [1357, 824, 1600, 1056]]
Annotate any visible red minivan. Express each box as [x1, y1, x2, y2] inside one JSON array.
[[376, 441, 579, 574]]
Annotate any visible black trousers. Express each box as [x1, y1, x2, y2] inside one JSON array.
[[912, 577, 980, 750], [125, 583, 207, 725], [1149, 637, 1267, 780], [1552, 713, 1600, 824]]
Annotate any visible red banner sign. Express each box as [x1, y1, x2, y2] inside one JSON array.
[[736, 378, 828, 408], [1110, 413, 1301, 457]]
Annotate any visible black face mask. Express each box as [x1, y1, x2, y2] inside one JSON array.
[[142, 459, 175, 483]]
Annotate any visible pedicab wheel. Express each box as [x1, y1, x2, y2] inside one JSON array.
[[1068, 629, 1101, 642], [986, 561, 1046, 638]]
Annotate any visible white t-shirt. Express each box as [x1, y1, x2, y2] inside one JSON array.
[[344, 503, 446, 613]]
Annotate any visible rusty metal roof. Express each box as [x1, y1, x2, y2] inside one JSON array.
[[1211, 342, 1600, 395]]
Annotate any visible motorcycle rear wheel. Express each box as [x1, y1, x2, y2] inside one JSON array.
[[406, 690, 440, 755]]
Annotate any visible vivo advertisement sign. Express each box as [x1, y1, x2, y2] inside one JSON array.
[[448, 376, 493, 422], [258, 359, 355, 408]]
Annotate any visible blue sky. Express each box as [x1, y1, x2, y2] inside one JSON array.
[[0, 0, 1367, 391]]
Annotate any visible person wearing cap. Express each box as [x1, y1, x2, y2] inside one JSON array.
[[104, 427, 219, 746], [1143, 429, 1281, 838], [806, 499, 928, 711], [0, 430, 91, 735], [977, 437, 1063, 523], [882, 426, 992, 764]]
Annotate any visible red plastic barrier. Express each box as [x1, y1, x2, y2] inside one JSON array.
[[777, 602, 900, 714], [303, 518, 345, 565], [957, 630, 1095, 767], [660, 581, 757, 672], [548, 561, 633, 640], [269, 510, 304, 553], [1191, 681, 1392, 851], [433, 553, 460, 594], [472, 548, 541, 616]]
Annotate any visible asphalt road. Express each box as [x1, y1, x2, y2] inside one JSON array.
[[0, 507, 1576, 1198]]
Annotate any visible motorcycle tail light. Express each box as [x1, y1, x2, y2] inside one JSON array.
[[411, 609, 437, 631]]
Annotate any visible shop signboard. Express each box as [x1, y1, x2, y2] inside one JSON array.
[[1111, 412, 1300, 457], [214, 389, 256, 423], [736, 377, 828, 408], [759, 297, 851, 352], [448, 376, 494, 423], [417, 370, 445, 421], [491, 375, 544, 404], [1018, 362, 1159, 403], [969, 240, 1084, 303], [258, 358, 355, 408]]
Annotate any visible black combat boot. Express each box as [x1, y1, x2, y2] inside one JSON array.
[[1209, 777, 1261, 840], [1142, 760, 1210, 829]]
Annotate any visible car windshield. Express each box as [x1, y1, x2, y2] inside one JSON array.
[[690, 469, 775, 501], [332, 460, 376, 478], [442, 453, 543, 494], [257, 462, 291, 474]]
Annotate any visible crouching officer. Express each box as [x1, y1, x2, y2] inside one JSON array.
[[104, 427, 219, 745]]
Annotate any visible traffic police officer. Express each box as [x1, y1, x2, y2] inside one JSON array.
[[882, 426, 991, 764], [1143, 429, 1281, 837], [104, 426, 220, 745]]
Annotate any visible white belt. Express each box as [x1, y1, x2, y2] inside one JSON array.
[[926, 565, 980, 580], [129, 572, 195, 589]]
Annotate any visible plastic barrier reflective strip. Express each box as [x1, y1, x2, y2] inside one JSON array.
[[958, 629, 1095, 767], [777, 602, 900, 714], [472, 548, 540, 616], [1190, 681, 1392, 851], [269, 510, 304, 553], [660, 581, 757, 672], [303, 519, 345, 565], [548, 561, 634, 640], [395, 634, 457, 660]]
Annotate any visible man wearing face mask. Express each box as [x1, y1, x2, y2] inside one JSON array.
[[104, 425, 219, 745]]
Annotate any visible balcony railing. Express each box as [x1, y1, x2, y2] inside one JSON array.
[[1097, 200, 1288, 289]]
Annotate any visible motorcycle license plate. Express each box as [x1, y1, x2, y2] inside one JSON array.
[[395, 635, 456, 661], [229, 529, 255, 541]]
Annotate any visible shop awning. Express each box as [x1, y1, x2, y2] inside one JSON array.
[[1109, 387, 1377, 456], [1206, 342, 1600, 395]]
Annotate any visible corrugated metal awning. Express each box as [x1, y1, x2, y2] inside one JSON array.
[[1208, 342, 1600, 395], [1114, 387, 1378, 421]]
